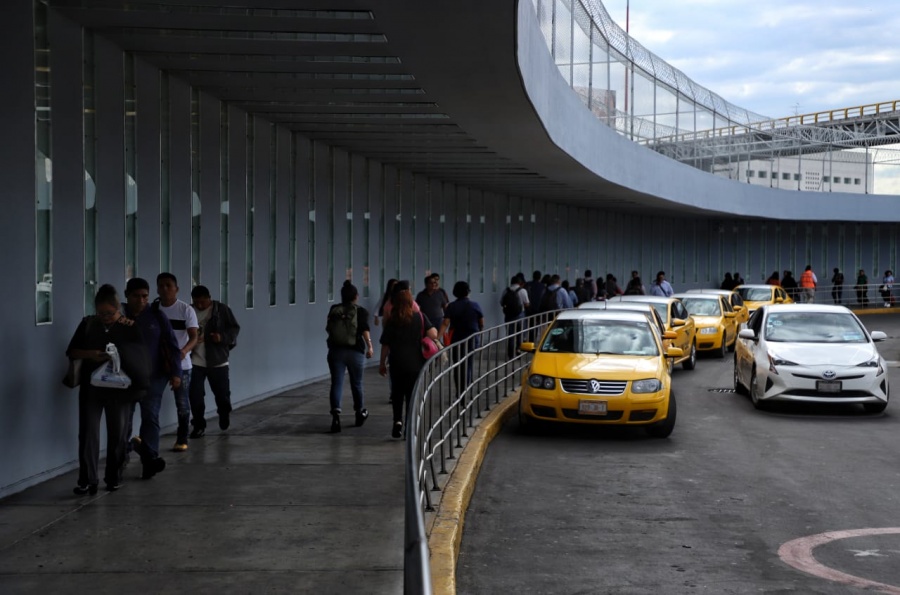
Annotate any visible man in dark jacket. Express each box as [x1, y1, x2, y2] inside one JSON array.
[[189, 286, 241, 437]]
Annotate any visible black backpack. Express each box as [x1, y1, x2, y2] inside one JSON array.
[[326, 304, 359, 347], [501, 288, 523, 319], [539, 287, 561, 313]]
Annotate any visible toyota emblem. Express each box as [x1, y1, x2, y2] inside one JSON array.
[[822, 370, 836, 379], [590, 379, 602, 393]]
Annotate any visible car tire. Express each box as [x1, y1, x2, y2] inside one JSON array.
[[717, 335, 727, 359], [646, 391, 676, 438], [749, 369, 766, 410], [864, 402, 888, 414], [682, 341, 697, 371], [733, 355, 747, 395]]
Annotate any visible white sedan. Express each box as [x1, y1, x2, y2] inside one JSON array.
[[734, 304, 889, 412]]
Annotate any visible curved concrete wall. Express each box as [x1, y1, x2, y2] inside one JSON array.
[[515, 1, 900, 222]]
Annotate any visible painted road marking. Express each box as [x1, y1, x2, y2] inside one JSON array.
[[778, 528, 900, 594]]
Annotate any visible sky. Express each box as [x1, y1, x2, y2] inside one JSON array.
[[603, 0, 900, 119]]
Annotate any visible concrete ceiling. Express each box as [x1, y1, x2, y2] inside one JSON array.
[[53, 0, 695, 216]]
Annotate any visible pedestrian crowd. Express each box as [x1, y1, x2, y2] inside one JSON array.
[[65, 274, 240, 495]]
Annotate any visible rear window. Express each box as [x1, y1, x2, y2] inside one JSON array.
[[680, 297, 721, 316], [737, 287, 772, 301]]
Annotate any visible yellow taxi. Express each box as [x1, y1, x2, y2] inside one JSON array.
[[607, 295, 698, 371], [686, 289, 749, 329], [672, 292, 737, 358], [734, 284, 793, 313], [518, 309, 682, 438]]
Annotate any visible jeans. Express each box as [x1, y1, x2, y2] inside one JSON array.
[[190, 365, 231, 430], [327, 347, 365, 414], [133, 377, 168, 460], [78, 389, 129, 487], [170, 368, 192, 443], [506, 315, 525, 359]]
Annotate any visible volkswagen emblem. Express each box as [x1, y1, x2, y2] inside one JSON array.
[[590, 379, 602, 393], [822, 370, 836, 379]]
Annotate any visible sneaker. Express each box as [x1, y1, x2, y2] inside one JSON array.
[[219, 412, 230, 431], [189, 427, 205, 439], [330, 414, 341, 433], [391, 421, 403, 438], [172, 442, 188, 452], [73, 484, 98, 496], [355, 409, 369, 427]]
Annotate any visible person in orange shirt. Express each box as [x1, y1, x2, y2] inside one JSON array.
[[799, 265, 817, 303]]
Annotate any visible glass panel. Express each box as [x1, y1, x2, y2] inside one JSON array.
[[160, 72, 171, 271], [362, 161, 370, 298], [191, 88, 201, 285], [83, 31, 98, 315], [35, 0, 52, 324], [656, 82, 678, 132], [609, 52, 628, 133], [269, 123, 277, 306], [125, 53, 138, 281], [308, 143, 316, 303], [552, 0, 572, 81], [632, 69, 655, 130], [288, 133, 296, 304], [572, 1, 590, 102], [326, 146, 334, 302], [220, 103, 230, 304], [245, 115, 254, 308], [346, 157, 353, 284], [677, 94, 696, 135]]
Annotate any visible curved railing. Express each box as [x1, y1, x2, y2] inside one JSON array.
[[403, 313, 556, 594]]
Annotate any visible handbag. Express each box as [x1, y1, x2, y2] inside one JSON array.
[[90, 343, 132, 390], [62, 358, 82, 388], [420, 314, 441, 360]]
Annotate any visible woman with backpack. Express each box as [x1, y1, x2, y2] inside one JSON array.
[[379, 281, 439, 438], [325, 281, 372, 433], [440, 281, 485, 397]]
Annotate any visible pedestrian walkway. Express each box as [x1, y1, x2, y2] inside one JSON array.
[[0, 367, 405, 594]]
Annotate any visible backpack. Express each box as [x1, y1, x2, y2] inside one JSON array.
[[525, 281, 546, 315], [539, 287, 561, 313], [326, 304, 359, 347], [500, 288, 523, 319]]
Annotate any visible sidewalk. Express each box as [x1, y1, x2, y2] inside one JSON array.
[[0, 367, 406, 594]]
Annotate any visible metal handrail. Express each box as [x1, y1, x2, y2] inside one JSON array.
[[403, 311, 557, 594]]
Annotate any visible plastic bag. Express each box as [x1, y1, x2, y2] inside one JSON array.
[[90, 343, 132, 389]]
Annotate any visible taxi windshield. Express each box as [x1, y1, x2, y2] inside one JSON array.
[[680, 298, 721, 316], [737, 287, 772, 301], [764, 312, 868, 343], [540, 320, 658, 356]]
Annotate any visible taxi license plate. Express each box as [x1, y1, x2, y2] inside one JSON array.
[[579, 400, 607, 415], [816, 380, 842, 393]]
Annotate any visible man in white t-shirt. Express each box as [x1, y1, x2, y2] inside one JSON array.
[[156, 273, 199, 452]]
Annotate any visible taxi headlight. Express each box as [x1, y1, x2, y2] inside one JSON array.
[[698, 327, 718, 335], [632, 379, 662, 393], [528, 374, 556, 390]]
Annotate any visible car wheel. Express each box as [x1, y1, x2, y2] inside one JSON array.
[[864, 402, 888, 414], [682, 341, 697, 371], [646, 391, 676, 438], [749, 369, 766, 410], [717, 335, 727, 358], [733, 355, 747, 395]]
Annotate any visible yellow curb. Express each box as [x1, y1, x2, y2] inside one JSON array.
[[428, 391, 520, 595], [853, 308, 895, 316]]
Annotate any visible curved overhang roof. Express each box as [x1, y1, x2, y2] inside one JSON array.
[[56, 0, 900, 221]]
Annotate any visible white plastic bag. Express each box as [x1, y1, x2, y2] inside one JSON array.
[[90, 343, 132, 389]]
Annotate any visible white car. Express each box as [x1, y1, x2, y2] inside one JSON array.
[[733, 304, 889, 412]]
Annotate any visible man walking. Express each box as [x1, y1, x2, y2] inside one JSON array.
[[501, 274, 529, 358], [799, 265, 817, 303], [156, 273, 199, 452], [415, 273, 449, 337], [649, 271, 674, 297], [189, 285, 240, 438], [123, 277, 182, 479]]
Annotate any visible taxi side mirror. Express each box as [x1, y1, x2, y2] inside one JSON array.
[[774, 297, 784, 303], [724, 311, 736, 318], [665, 347, 684, 359], [663, 330, 677, 340], [519, 342, 536, 353], [733, 305, 744, 312], [672, 318, 686, 327]]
